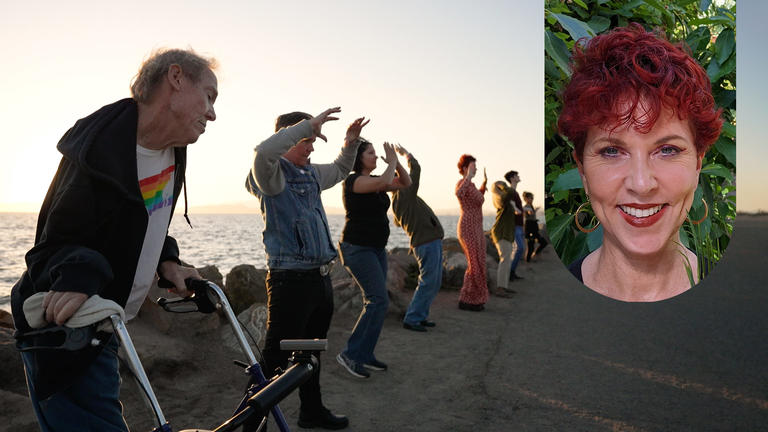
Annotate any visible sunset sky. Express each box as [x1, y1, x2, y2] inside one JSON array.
[[0, 1, 765, 215]]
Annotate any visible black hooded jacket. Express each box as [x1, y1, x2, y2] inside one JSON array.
[[11, 98, 186, 398]]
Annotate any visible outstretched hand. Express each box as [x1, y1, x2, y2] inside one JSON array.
[[483, 168, 488, 184], [310, 107, 341, 142], [345, 117, 370, 143]]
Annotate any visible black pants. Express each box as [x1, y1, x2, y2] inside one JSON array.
[[261, 269, 334, 413], [525, 220, 548, 261]]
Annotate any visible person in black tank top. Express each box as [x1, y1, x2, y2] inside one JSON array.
[[336, 140, 411, 378]]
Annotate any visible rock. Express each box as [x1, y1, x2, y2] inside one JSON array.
[[198, 265, 224, 287], [221, 303, 267, 356], [485, 232, 500, 262], [442, 237, 464, 255], [0, 327, 27, 395], [225, 265, 268, 314], [330, 261, 362, 315], [0, 309, 14, 329], [385, 250, 417, 316], [442, 249, 467, 290]]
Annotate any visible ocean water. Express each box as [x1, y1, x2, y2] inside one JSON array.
[[0, 213, 496, 307]]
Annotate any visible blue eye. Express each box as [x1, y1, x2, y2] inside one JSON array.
[[599, 146, 620, 157], [660, 145, 681, 155]]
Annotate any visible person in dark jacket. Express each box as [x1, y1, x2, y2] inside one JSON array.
[[11, 48, 218, 432], [391, 145, 444, 332]]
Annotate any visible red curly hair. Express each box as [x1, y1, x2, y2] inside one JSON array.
[[558, 23, 723, 161], [457, 154, 476, 175]]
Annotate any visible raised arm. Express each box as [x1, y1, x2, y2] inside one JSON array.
[[315, 116, 369, 190], [251, 108, 340, 196], [352, 142, 411, 193]]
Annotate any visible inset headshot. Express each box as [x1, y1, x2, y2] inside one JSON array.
[[544, 1, 736, 302]]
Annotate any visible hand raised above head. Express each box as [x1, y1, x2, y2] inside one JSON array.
[[394, 143, 409, 156], [310, 107, 341, 142], [382, 142, 398, 164], [345, 117, 370, 143]]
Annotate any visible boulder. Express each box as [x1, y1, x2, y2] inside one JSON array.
[[0, 309, 14, 329], [442, 249, 467, 290], [225, 265, 268, 314], [485, 232, 500, 262], [385, 249, 417, 316], [198, 265, 224, 288], [330, 261, 362, 315], [221, 303, 268, 356]]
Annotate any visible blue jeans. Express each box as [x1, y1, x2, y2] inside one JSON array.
[[403, 239, 443, 326], [20, 336, 129, 432], [510, 226, 525, 273], [340, 242, 389, 363]]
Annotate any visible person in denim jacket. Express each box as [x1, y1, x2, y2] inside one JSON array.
[[245, 108, 367, 430]]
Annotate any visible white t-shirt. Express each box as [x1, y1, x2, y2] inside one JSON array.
[[125, 145, 175, 320]]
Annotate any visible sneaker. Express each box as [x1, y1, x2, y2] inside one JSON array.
[[363, 358, 388, 371], [403, 322, 427, 332], [420, 320, 436, 327], [298, 406, 349, 430], [336, 352, 370, 378]]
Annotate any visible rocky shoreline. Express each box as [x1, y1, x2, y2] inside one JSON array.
[[0, 234, 507, 431]]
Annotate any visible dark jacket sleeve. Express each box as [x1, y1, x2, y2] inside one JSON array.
[[158, 235, 181, 267]]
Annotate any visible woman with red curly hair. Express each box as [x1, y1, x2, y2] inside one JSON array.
[[455, 154, 489, 311], [559, 23, 722, 302]]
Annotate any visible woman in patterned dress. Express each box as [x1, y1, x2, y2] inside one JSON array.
[[455, 154, 488, 311]]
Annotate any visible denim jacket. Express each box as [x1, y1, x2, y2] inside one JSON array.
[[246, 120, 359, 269]]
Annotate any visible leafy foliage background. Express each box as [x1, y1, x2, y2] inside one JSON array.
[[544, 0, 736, 274]]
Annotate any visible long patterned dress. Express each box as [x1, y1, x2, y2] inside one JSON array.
[[455, 177, 488, 305]]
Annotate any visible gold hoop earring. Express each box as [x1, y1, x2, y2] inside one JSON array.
[[574, 200, 600, 233], [687, 198, 708, 225]]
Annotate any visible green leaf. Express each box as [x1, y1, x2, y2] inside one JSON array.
[[721, 122, 735, 138], [712, 54, 736, 83], [549, 12, 596, 43], [572, 0, 588, 9], [587, 16, 611, 33], [546, 146, 564, 165], [545, 57, 562, 79], [685, 26, 711, 52], [689, 16, 734, 25], [616, 0, 645, 17], [714, 28, 735, 65], [701, 163, 734, 182], [706, 58, 720, 82], [547, 212, 575, 251], [545, 30, 572, 76], [550, 168, 583, 193], [643, 0, 675, 21], [713, 137, 736, 166], [715, 89, 736, 110], [699, 0, 713, 12]]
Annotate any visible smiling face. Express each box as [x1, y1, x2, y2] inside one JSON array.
[[169, 67, 218, 145], [577, 108, 703, 258]]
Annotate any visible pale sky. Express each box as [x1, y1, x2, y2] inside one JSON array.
[[0, 1, 765, 215], [0, 0, 542, 215]]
